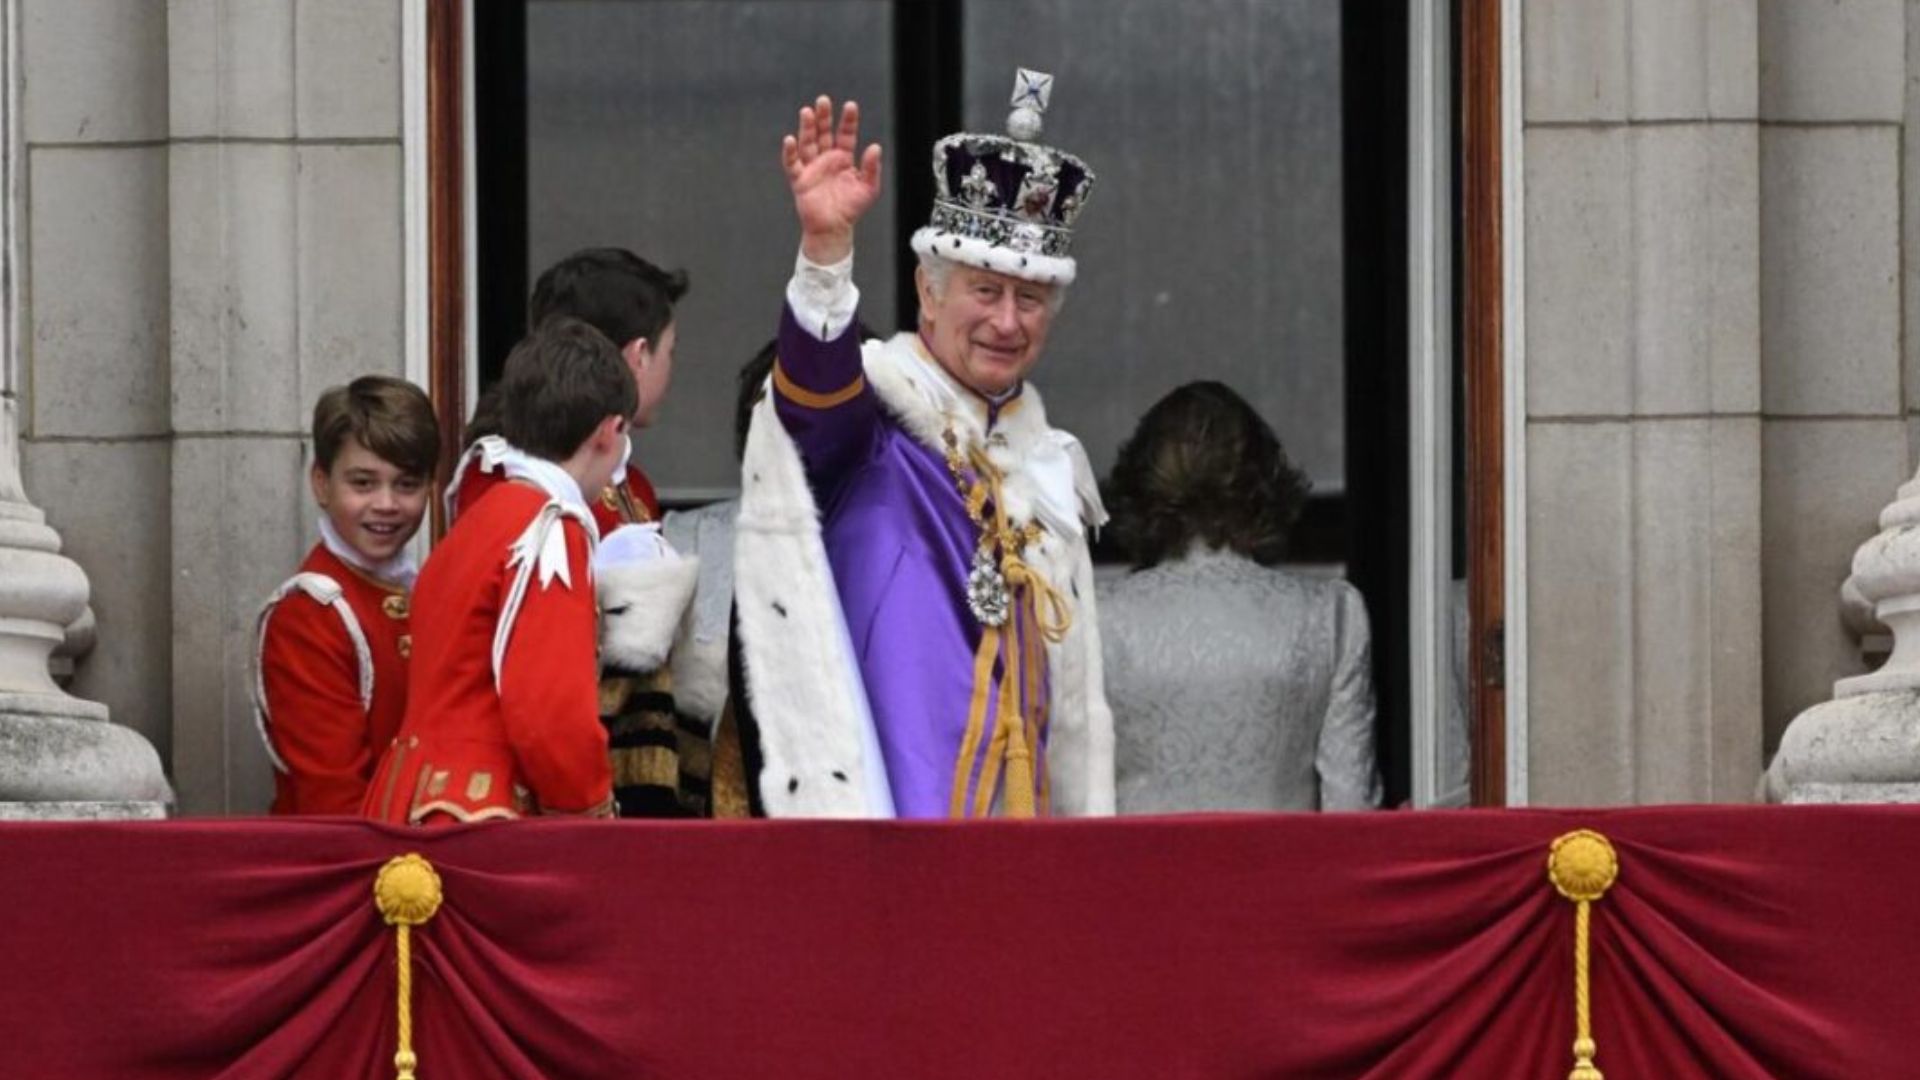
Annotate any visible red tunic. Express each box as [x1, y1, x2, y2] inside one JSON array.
[[453, 454, 660, 532], [256, 545, 411, 815], [363, 481, 614, 824]]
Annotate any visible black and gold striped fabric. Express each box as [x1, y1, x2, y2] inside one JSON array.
[[599, 666, 712, 818]]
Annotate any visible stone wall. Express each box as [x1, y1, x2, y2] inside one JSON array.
[[1756, 0, 1913, 787], [1522, 0, 1915, 804], [16, 0, 174, 776], [16, 0, 407, 814]]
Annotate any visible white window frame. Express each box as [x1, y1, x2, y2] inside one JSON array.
[[1407, 0, 1527, 807]]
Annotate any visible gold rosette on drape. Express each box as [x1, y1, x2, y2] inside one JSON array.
[[1548, 830, 1619, 1080], [374, 853, 444, 1080]]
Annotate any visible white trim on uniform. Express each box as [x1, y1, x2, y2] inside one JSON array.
[[252, 573, 375, 775]]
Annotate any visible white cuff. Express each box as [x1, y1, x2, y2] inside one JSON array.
[[785, 247, 860, 343]]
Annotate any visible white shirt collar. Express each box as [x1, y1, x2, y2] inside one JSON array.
[[463, 435, 596, 527], [318, 515, 419, 589]]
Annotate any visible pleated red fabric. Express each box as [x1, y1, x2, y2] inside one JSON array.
[[2, 806, 1913, 1078]]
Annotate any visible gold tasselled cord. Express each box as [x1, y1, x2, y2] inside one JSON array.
[[942, 428, 1072, 817]]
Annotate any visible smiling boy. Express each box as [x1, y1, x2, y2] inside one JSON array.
[[253, 375, 439, 814]]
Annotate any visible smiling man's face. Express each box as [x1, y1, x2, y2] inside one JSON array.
[[917, 262, 1056, 398]]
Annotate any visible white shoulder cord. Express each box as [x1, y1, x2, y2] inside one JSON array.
[[491, 500, 598, 694], [251, 572, 374, 774]]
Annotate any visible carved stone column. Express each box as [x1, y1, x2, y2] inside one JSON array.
[[0, 398, 170, 818], [1767, 464, 1920, 803]]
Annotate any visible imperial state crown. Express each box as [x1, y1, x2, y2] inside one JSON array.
[[909, 68, 1096, 286]]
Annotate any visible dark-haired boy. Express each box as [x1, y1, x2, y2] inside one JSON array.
[[255, 375, 439, 814], [450, 246, 688, 529], [364, 319, 632, 823]]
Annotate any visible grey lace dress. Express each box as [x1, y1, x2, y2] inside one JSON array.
[[1098, 548, 1382, 812]]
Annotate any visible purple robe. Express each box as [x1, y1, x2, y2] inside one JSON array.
[[773, 305, 1048, 818]]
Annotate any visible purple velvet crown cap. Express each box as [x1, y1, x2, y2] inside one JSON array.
[[909, 68, 1095, 286]]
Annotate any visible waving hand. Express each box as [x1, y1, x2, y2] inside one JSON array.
[[783, 96, 884, 265]]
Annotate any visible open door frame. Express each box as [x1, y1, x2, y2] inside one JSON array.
[[425, 0, 467, 540], [1460, 0, 1510, 806], [421, 0, 1517, 805]]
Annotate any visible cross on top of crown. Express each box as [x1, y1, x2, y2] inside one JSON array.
[[1007, 69, 1054, 141], [1011, 69, 1053, 113]]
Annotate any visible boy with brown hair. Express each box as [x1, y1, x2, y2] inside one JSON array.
[[364, 318, 633, 823], [450, 247, 688, 528], [255, 375, 439, 814]]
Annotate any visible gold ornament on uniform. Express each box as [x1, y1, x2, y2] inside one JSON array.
[[374, 853, 444, 1080], [1547, 830, 1619, 1080], [940, 425, 1060, 635], [938, 419, 1074, 819]]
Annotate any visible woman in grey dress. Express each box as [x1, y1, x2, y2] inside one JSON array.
[[1099, 382, 1381, 813]]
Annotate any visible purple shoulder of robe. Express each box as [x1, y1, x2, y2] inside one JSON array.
[[772, 303, 1041, 817]]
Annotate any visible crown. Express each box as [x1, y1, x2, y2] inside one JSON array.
[[910, 68, 1095, 286]]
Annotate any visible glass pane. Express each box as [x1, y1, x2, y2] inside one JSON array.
[[526, 0, 897, 495], [962, 0, 1344, 495]]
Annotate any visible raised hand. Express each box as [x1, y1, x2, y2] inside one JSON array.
[[782, 95, 884, 265]]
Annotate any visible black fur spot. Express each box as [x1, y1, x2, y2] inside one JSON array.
[[951, 238, 961, 248], [772, 601, 788, 618], [832, 771, 848, 783], [788, 776, 800, 794], [1020, 256, 1028, 267], [1071, 580, 1079, 599]]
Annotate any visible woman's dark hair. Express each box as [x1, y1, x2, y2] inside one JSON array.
[[734, 339, 779, 461], [1105, 381, 1312, 569]]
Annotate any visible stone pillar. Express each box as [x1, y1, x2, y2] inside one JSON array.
[[18, 0, 176, 780], [1767, 465, 1920, 803], [0, 398, 169, 818], [0, 0, 169, 819], [1521, 0, 1764, 804], [1757, 0, 1912, 768]]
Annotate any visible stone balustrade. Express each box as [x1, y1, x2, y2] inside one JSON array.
[[1768, 461, 1920, 803], [0, 398, 169, 818]]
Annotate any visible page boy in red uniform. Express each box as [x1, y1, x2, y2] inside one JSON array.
[[364, 318, 632, 824], [254, 376, 439, 814], [448, 247, 687, 531]]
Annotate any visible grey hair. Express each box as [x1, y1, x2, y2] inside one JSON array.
[[916, 251, 1068, 316]]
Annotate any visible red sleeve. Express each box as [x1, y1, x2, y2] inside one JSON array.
[[498, 519, 614, 814], [260, 596, 374, 814]]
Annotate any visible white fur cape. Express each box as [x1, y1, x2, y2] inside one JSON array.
[[597, 553, 700, 676], [735, 331, 1116, 818]]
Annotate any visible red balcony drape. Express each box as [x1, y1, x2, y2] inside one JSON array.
[[2, 806, 1913, 1078]]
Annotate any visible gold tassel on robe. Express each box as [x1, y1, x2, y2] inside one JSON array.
[[945, 442, 1072, 818]]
